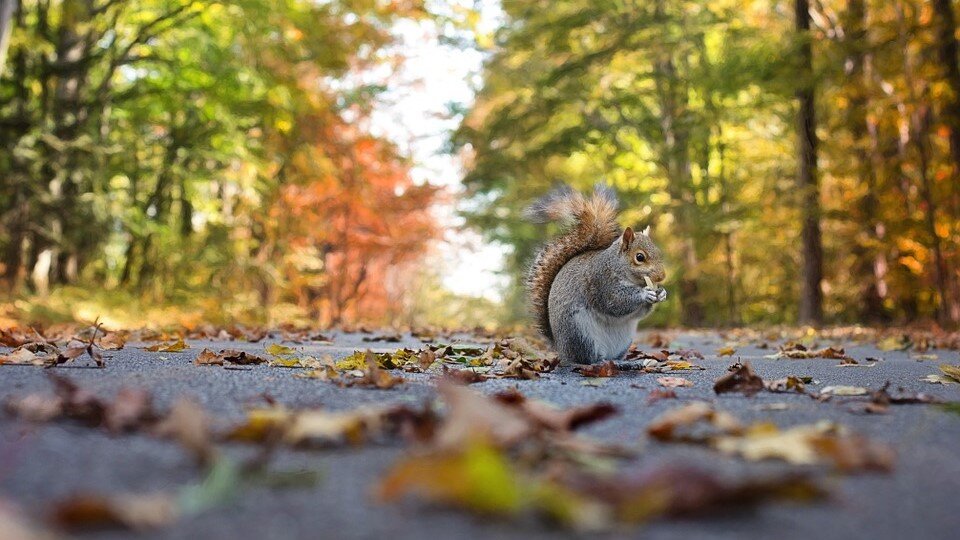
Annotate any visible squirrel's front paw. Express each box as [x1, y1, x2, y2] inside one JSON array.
[[640, 287, 659, 304], [655, 287, 667, 303]]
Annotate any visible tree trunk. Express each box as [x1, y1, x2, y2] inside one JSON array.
[[653, 2, 703, 326], [844, 0, 889, 322], [931, 0, 960, 324], [0, 0, 15, 72], [933, 0, 960, 179], [795, 0, 823, 325]]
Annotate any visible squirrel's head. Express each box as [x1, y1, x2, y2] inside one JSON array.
[[615, 226, 666, 285]]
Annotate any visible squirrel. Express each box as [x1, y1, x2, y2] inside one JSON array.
[[525, 184, 667, 364]]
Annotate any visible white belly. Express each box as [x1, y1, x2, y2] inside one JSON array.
[[573, 309, 636, 359]]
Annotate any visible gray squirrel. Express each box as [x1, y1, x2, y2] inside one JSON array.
[[525, 184, 667, 364]]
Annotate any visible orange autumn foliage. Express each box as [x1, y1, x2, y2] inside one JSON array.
[[264, 112, 439, 326]]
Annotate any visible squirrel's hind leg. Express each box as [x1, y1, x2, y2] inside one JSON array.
[[553, 326, 602, 364]]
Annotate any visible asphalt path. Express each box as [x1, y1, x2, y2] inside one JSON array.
[[2, 331, 959, 539]]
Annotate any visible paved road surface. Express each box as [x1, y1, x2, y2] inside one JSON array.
[[2, 331, 959, 539]]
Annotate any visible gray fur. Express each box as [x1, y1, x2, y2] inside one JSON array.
[[548, 234, 667, 364]]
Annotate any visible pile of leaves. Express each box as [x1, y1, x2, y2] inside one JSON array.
[[375, 382, 826, 530], [295, 338, 559, 385], [0, 325, 109, 368]]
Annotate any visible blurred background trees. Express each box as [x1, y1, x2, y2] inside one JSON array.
[[0, 0, 439, 326], [456, 0, 960, 328], [1, 0, 958, 329]]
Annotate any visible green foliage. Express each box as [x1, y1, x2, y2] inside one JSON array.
[[0, 0, 440, 327], [456, 0, 960, 326]]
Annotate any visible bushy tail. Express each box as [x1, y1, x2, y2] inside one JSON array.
[[525, 184, 621, 341]]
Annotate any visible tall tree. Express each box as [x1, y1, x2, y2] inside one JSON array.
[[842, 0, 889, 322], [795, 0, 823, 325], [0, 0, 14, 71], [931, 0, 960, 324]]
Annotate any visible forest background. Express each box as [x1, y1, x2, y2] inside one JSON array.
[[1, 0, 958, 330]]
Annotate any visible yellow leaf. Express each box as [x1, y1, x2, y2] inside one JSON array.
[[377, 442, 525, 515], [939, 364, 960, 383], [266, 343, 296, 356], [143, 339, 188, 353]]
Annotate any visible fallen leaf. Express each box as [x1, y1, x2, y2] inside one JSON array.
[[380, 442, 825, 529], [820, 385, 868, 396], [227, 403, 430, 447], [363, 333, 404, 343], [354, 351, 405, 389], [716, 347, 736, 357], [52, 493, 178, 531], [650, 403, 894, 473], [219, 349, 267, 365], [0, 499, 57, 540], [657, 377, 693, 388], [153, 398, 217, 466], [647, 402, 743, 442], [441, 365, 489, 384], [664, 360, 703, 371], [97, 333, 126, 350], [560, 463, 824, 524], [713, 362, 764, 396], [768, 344, 853, 362], [577, 361, 618, 377], [265, 343, 296, 356], [713, 421, 895, 472], [0, 347, 43, 365], [377, 441, 526, 516], [877, 335, 911, 351], [939, 364, 960, 383], [764, 376, 808, 394], [194, 348, 223, 366], [922, 374, 958, 385], [143, 339, 188, 353], [104, 388, 156, 434], [646, 389, 677, 404], [866, 381, 942, 406]]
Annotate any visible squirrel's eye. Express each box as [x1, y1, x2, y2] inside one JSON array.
[[634, 252, 646, 263]]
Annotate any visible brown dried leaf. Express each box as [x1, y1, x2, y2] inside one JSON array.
[[657, 376, 693, 388], [713, 362, 764, 396], [194, 348, 223, 366], [219, 349, 267, 365], [494, 388, 617, 432], [440, 365, 488, 384], [153, 398, 216, 466], [647, 402, 743, 442], [104, 388, 156, 434], [0, 347, 43, 365], [97, 333, 126, 350], [52, 493, 178, 531], [646, 389, 677, 404], [577, 361, 618, 378], [143, 339, 188, 353]]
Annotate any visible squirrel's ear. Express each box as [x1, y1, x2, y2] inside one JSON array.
[[619, 227, 634, 253], [641, 225, 651, 237]]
